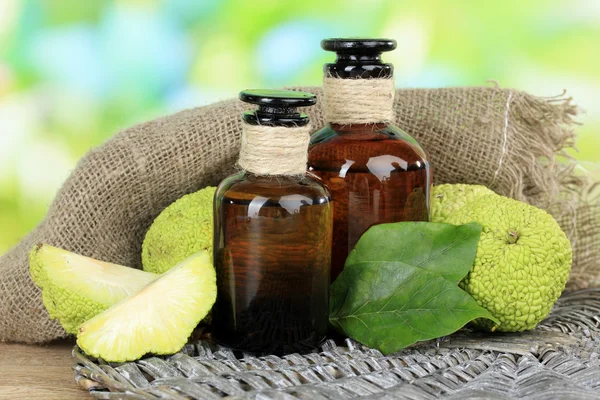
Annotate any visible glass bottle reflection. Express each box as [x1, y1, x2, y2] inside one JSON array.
[[212, 90, 332, 355], [308, 39, 432, 281]]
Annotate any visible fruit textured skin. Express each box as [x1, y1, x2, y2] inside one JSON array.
[[29, 244, 158, 334], [430, 184, 495, 222], [446, 194, 572, 332], [77, 251, 216, 362], [142, 187, 215, 274]]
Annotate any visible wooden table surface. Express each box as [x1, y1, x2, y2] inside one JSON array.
[[0, 340, 89, 399]]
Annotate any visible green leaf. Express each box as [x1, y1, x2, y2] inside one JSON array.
[[345, 222, 482, 284], [330, 261, 499, 354]]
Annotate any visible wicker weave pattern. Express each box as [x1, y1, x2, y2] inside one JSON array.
[[73, 289, 600, 399]]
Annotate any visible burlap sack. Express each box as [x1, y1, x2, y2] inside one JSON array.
[[1, 86, 597, 344]]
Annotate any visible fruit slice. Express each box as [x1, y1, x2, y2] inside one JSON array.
[[29, 244, 158, 334], [77, 251, 216, 362]]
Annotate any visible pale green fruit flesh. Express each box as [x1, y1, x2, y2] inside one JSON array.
[[29, 244, 158, 334], [77, 251, 216, 362]]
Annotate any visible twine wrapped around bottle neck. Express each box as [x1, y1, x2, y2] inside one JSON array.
[[238, 121, 311, 175], [323, 76, 395, 125]]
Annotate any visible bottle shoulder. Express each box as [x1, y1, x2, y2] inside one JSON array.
[[216, 172, 331, 205], [309, 123, 430, 169]]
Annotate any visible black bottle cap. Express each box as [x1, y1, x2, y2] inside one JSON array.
[[321, 38, 397, 79], [240, 89, 317, 127]]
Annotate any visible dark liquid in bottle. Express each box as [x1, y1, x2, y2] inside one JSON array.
[[212, 174, 332, 355], [309, 123, 431, 280]]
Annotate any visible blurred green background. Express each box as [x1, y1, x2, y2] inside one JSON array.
[[0, 0, 599, 255]]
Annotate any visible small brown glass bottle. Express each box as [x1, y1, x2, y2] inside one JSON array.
[[212, 90, 332, 355], [308, 38, 432, 281]]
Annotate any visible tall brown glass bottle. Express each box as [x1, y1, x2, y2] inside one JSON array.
[[212, 90, 332, 355], [308, 38, 432, 281]]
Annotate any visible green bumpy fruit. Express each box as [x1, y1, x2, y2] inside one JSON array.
[[430, 184, 495, 222], [142, 187, 216, 274], [77, 251, 216, 362], [446, 195, 572, 332], [29, 244, 158, 334]]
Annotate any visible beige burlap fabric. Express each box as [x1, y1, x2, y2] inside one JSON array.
[[0, 86, 597, 344]]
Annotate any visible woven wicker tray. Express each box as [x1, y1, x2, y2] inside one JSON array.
[[73, 289, 600, 399]]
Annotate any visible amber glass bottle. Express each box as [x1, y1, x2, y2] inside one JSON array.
[[212, 90, 332, 355], [309, 38, 432, 281]]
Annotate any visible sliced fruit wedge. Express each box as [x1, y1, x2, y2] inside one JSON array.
[[29, 244, 158, 334], [77, 251, 216, 362]]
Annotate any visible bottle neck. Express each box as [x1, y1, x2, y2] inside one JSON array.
[[330, 122, 389, 136], [324, 59, 393, 79], [322, 75, 395, 125], [238, 122, 311, 176], [242, 110, 310, 127]]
